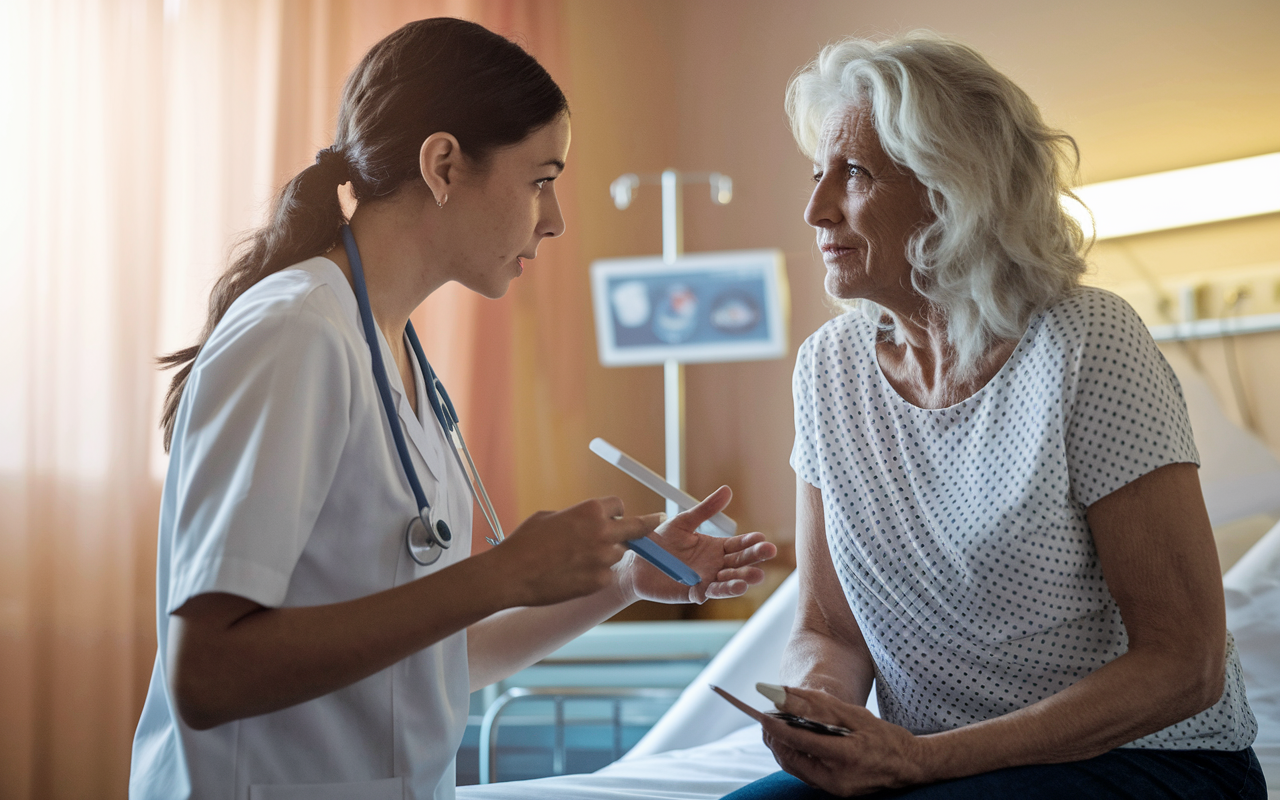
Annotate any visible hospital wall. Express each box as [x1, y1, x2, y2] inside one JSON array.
[[557, 0, 1280, 618]]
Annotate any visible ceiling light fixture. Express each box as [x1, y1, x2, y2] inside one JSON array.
[[1063, 152, 1280, 240]]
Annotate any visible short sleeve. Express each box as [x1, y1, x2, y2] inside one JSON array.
[[1063, 290, 1199, 507], [165, 291, 353, 613], [790, 333, 821, 487]]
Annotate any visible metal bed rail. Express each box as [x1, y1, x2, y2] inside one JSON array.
[[477, 686, 682, 785]]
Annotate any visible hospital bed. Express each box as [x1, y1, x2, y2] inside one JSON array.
[[458, 523, 1280, 799], [459, 352, 1280, 799], [458, 621, 741, 784], [458, 570, 873, 799]]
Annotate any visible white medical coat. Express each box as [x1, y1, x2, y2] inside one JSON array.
[[130, 257, 472, 800]]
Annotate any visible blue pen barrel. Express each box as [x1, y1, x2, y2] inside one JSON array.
[[626, 538, 700, 586]]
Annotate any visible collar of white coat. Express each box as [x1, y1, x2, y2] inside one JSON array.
[[308, 256, 447, 484]]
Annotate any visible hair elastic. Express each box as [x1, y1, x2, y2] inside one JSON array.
[[314, 146, 352, 185]]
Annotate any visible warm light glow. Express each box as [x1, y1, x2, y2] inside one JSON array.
[[1063, 152, 1280, 240]]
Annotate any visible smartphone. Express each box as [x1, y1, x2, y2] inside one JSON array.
[[710, 684, 851, 736]]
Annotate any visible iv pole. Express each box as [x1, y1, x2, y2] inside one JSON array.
[[611, 169, 734, 517]]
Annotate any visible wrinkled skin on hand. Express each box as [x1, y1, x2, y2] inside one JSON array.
[[761, 685, 927, 797]]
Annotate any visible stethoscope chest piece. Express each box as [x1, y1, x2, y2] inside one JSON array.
[[340, 223, 505, 565], [406, 507, 452, 566]]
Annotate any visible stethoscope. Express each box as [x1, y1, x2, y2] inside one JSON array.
[[341, 225, 505, 565]]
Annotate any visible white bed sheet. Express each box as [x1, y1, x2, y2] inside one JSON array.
[[457, 573, 879, 799], [624, 572, 801, 759], [1223, 518, 1280, 797], [457, 723, 775, 800]]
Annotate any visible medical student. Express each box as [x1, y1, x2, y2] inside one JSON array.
[[129, 18, 776, 800]]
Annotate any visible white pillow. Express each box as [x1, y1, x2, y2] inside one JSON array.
[[1223, 518, 1280, 791]]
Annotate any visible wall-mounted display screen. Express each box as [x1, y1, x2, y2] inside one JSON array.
[[590, 250, 788, 366]]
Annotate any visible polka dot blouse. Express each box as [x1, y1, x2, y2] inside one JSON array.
[[790, 287, 1257, 750]]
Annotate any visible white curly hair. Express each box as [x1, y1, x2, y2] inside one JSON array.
[[786, 31, 1089, 375]]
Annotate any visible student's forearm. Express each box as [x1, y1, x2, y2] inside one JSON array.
[[467, 577, 633, 691], [467, 489, 773, 690], [171, 548, 517, 730]]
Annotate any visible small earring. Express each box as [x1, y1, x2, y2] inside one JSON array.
[[436, 194, 447, 208]]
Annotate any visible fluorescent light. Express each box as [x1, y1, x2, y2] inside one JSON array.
[[1062, 152, 1280, 240]]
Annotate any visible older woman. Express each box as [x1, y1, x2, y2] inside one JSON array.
[[725, 33, 1265, 799]]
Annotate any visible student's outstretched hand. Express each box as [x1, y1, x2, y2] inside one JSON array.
[[617, 486, 777, 604]]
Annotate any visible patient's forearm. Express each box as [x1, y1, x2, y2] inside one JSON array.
[[466, 579, 632, 692], [787, 478, 875, 707], [780, 626, 874, 707], [915, 644, 1224, 781]]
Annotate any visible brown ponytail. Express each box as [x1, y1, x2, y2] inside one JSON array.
[[158, 18, 568, 450]]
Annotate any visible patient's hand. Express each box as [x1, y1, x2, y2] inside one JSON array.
[[761, 685, 926, 795], [616, 486, 777, 604]]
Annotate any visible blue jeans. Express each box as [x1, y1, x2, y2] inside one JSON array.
[[722, 747, 1267, 799]]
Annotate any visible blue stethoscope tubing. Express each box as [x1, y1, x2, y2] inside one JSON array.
[[341, 225, 505, 565], [342, 225, 698, 587]]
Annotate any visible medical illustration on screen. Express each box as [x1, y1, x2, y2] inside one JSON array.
[[591, 250, 788, 366]]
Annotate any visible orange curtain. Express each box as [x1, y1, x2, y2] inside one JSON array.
[[0, 1, 574, 797]]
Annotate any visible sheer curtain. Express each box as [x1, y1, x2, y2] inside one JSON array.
[[0, 1, 575, 797]]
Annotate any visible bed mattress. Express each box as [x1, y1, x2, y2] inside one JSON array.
[[457, 723, 774, 799]]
